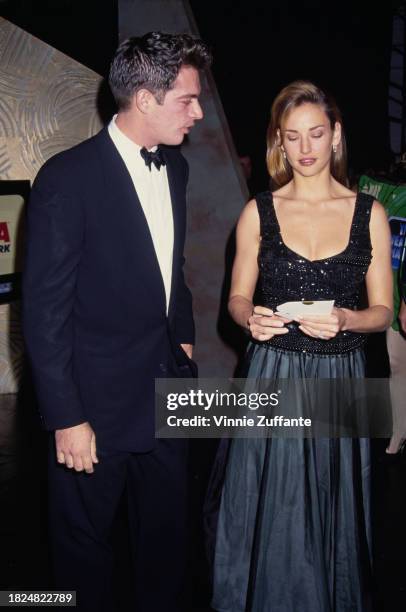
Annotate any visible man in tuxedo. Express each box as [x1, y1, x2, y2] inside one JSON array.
[[23, 32, 211, 611]]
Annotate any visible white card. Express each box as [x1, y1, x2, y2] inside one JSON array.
[[276, 300, 335, 317]]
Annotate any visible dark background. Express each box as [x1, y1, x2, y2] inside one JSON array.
[[1, 0, 403, 192]]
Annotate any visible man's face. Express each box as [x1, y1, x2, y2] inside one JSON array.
[[146, 65, 203, 146]]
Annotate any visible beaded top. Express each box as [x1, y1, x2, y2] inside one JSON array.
[[256, 190, 374, 354]]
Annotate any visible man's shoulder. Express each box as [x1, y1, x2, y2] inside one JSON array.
[[34, 128, 110, 186]]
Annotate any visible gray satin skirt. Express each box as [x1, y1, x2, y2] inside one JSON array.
[[212, 343, 372, 612]]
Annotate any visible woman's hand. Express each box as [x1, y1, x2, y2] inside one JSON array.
[[248, 306, 292, 341], [296, 306, 347, 340]]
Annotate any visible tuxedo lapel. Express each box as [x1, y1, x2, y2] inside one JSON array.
[[161, 147, 184, 318], [95, 129, 167, 311]]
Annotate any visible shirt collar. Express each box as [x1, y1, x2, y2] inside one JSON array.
[[108, 114, 158, 154]]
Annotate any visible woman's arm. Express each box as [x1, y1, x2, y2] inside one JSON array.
[[342, 201, 393, 332], [228, 200, 259, 328], [228, 199, 290, 341], [298, 201, 393, 339]]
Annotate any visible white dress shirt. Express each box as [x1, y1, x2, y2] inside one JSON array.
[[108, 115, 174, 313]]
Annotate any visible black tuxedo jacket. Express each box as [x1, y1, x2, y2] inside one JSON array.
[[23, 128, 195, 451]]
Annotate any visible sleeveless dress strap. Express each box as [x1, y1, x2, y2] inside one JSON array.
[[255, 191, 278, 238], [351, 192, 374, 240]]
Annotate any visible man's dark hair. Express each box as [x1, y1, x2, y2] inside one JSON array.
[[109, 31, 212, 109]]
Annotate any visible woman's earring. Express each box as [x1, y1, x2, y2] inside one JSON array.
[[282, 148, 287, 159], [332, 144, 337, 153]]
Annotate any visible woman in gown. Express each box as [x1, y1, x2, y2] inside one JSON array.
[[211, 81, 393, 612]]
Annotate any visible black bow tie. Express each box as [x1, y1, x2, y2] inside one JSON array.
[[140, 146, 166, 171]]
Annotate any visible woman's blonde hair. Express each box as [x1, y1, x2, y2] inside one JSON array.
[[266, 80, 347, 187]]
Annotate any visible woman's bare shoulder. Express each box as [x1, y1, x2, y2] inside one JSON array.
[[370, 199, 388, 222], [236, 198, 260, 236], [245, 197, 259, 212], [337, 185, 356, 197]]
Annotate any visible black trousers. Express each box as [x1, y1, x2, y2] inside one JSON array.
[[48, 437, 189, 612]]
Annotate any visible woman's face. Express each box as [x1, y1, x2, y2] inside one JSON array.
[[280, 102, 341, 178]]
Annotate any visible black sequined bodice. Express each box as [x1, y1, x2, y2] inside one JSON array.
[[256, 191, 373, 354]]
